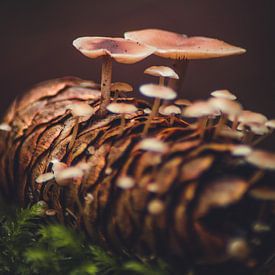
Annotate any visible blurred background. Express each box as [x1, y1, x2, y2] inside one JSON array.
[[0, 0, 274, 148]]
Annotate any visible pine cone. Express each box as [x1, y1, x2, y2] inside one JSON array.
[[1, 77, 275, 273]]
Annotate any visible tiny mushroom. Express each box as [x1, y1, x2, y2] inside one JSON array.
[[67, 102, 95, 151], [139, 84, 177, 135], [138, 138, 168, 153], [110, 82, 133, 100], [265, 119, 275, 130], [73, 36, 155, 115], [0, 123, 12, 132], [36, 172, 55, 184], [148, 199, 165, 215], [211, 89, 237, 101], [55, 166, 84, 186], [237, 110, 268, 125], [245, 150, 275, 170], [125, 29, 246, 92], [183, 101, 216, 138], [107, 102, 138, 135], [209, 97, 242, 134], [144, 65, 179, 86], [116, 176, 135, 189], [159, 104, 181, 125]]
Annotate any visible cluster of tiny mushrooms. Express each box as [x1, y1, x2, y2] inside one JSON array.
[[1, 29, 275, 220]]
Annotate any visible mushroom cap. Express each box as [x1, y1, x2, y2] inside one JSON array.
[[116, 176, 135, 189], [67, 102, 95, 117], [211, 89, 237, 100], [110, 82, 133, 93], [144, 65, 179, 79], [265, 119, 275, 129], [246, 150, 275, 170], [231, 145, 252, 157], [36, 172, 55, 184], [73, 37, 155, 64], [175, 99, 192, 106], [159, 105, 181, 116], [138, 138, 167, 153], [148, 199, 165, 215], [125, 28, 246, 60], [107, 102, 138, 114], [55, 166, 84, 186], [0, 123, 12, 132], [236, 110, 268, 124], [183, 101, 216, 118], [139, 84, 177, 100], [245, 122, 269, 135], [208, 98, 242, 116]]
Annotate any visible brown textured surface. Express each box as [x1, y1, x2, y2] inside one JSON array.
[[1, 77, 275, 273]]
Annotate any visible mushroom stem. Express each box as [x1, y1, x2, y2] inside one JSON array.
[[159, 76, 165, 86], [68, 116, 80, 151], [214, 114, 227, 138], [232, 115, 239, 130], [120, 114, 126, 135], [168, 59, 189, 93], [99, 55, 112, 116], [143, 98, 161, 136], [199, 116, 208, 140], [170, 114, 175, 126]]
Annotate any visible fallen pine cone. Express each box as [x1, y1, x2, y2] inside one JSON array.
[[1, 76, 275, 274]]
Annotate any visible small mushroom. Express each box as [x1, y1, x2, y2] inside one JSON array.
[[55, 166, 84, 186], [73, 37, 155, 115], [209, 98, 242, 136], [116, 176, 135, 189], [245, 150, 275, 170], [211, 89, 237, 100], [265, 119, 275, 130], [183, 101, 216, 139], [36, 172, 55, 184], [227, 238, 250, 259], [144, 65, 179, 86], [148, 199, 165, 215], [111, 82, 133, 100], [236, 110, 268, 125], [138, 138, 168, 153], [66, 103, 95, 151], [0, 123, 12, 132], [107, 102, 138, 135], [50, 159, 68, 174], [159, 104, 181, 125], [125, 29, 246, 92], [231, 145, 252, 157], [139, 84, 177, 135]]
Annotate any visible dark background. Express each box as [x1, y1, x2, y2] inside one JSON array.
[[0, 0, 274, 148]]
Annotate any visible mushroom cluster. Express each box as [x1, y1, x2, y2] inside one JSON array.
[[1, 28, 275, 273]]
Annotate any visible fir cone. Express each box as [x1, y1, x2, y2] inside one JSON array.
[[0, 77, 275, 273]]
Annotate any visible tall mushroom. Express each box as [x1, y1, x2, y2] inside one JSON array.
[[73, 37, 155, 115], [125, 29, 246, 93]]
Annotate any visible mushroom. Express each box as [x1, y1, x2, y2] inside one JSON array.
[[208, 98, 242, 136], [159, 104, 181, 125], [55, 166, 84, 186], [138, 138, 168, 153], [116, 176, 135, 189], [245, 150, 275, 170], [139, 84, 177, 135], [66, 102, 95, 151], [211, 89, 237, 101], [107, 102, 138, 135], [110, 82, 133, 100], [183, 101, 216, 139], [148, 199, 165, 215], [0, 123, 12, 132], [125, 29, 246, 92], [144, 65, 179, 86], [73, 37, 155, 115], [36, 172, 55, 184]]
